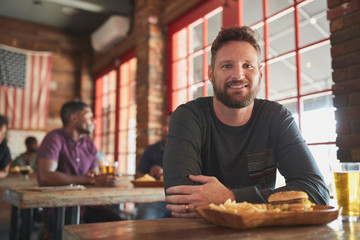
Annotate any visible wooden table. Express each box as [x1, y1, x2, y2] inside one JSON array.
[[63, 217, 360, 240], [3, 184, 165, 240], [0, 173, 38, 240], [0, 173, 37, 189]]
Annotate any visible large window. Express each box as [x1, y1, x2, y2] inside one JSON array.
[[168, 0, 225, 111], [117, 56, 137, 174], [168, 0, 335, 187], [94, 67, 116, 163], [94, 50, 137, 175]]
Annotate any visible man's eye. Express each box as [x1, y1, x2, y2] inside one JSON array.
[[244, 64, 253, 69], [222, 64, 231, 69]]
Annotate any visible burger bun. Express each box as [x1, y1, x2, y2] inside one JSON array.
[[268, 191, 308, 203], [268, 191, 314, 212]]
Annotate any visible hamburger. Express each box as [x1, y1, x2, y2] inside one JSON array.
[[268, 191, 314, 211]]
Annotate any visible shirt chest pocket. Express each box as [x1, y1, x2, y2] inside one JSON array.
[[247, 149, 276, 188]]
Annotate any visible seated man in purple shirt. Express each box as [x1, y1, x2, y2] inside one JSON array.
[[37, 101, 121, 238]]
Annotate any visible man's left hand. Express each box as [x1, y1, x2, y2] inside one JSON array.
[[165, 175, 235, 217]]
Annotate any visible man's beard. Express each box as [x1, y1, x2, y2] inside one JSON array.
[[212, 76, 260, 109], [77, 124, 94, 135]]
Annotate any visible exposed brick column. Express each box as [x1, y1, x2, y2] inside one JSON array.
[[79, 37, 94, 109], [134, 0, 166, 165], [327, 0, 360, 161]]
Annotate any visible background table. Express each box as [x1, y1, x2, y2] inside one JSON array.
[[0, 173, 37, 190], [3, 185, 165, 208], [0, 173, 38, 240], [3, 183, 165, 240], [63, 217, 360, 240]]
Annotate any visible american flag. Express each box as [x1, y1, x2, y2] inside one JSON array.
[[0, 45, 52, 130]]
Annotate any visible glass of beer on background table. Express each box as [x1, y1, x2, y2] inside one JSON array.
[[19, 165, 31, 180], [100, 161, 118, 176], [331, 161, 360, 221]]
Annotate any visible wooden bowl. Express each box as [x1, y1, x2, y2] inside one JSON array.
[[196, 204, 339, 229], [131, 180, 163, 187]]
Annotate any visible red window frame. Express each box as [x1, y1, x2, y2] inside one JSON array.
[[116, 50, 137, 174], [167, 0, 241, 113], [94, 49, 136, 174], [94, 64, 116, 158]]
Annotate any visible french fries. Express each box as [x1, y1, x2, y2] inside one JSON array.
[[209, 199, 281, 213], [134, 173, 156, 181]]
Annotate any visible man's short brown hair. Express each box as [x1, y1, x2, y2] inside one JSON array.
[[210, 26, 261, 68]]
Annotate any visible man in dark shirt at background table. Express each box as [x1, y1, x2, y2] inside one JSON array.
[[135, 114, 171, 219]]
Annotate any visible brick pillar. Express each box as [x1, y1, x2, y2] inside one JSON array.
[[79, 37, 94, 108], [327, 0, 360, 161], [135, 0, 166, 165]]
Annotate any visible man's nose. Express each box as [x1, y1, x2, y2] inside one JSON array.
[[233, 65, 245, 80]]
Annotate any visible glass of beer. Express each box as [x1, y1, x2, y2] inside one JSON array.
[[100, 161, 118, 176], [20, 165, 31, 180], [331, 161, 360, 221]]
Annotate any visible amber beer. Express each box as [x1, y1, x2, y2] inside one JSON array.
[[106, 165, 115, 175], [100, 162, 116, 175], [333, 171, 360, 217]]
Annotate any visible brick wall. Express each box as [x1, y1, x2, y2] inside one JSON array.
[[127, 0, 202, 164], [0, 16, 93, 132], [133, 0, 165, 163], [327, 0, 360, 161]]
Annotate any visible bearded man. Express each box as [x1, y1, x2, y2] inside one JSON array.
[[37, 101, 121, 239], [163, 26, 329, 217]]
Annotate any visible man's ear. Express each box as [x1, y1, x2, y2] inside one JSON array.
[[259, 62, 264, 80], [69, 113, 78, 124], [208, 65, 213, 83]]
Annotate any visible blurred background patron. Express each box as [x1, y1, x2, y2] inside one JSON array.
[[135, 114, 171, 219], [12, 136, 38, 171], [36, 101, 122, 239], [0, 115, 10, 179]]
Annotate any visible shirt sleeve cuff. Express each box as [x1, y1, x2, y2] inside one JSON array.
[[232, 185, 268, 203]]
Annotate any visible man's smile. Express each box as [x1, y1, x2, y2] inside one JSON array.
[[226, 81, 250, 89]]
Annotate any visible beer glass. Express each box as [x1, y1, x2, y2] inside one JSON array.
[[100, 161, 118, 176], [330, 161, 360, 221], [20, 165, 31, 180]]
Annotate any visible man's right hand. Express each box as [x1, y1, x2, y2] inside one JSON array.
[[165, 175, 235, 217], [93, 174, 117, 187]]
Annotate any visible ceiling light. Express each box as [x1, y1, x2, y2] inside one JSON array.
[[45, 0, 105, 13], [310, 17, 317, 25], [62, 7, 78, 15], [306, 62, 312, 68], [33, 0, 43, 7]]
